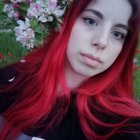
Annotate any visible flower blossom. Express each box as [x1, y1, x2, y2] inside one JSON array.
[[3, 0, 70, 50], [48, 0, 57, 10], [13, 12, 19, 19], [3, 4, 15, 18], [27, 2, 43, 19], [14, 18, 35, 49], [10, 0, 27, 3], [27, 0, 66, 23]]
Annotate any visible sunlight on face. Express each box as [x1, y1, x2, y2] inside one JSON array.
[[65, 0, 132, 88]]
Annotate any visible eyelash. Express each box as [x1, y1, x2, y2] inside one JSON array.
[[112, 31, 126, 40], [82, 17, 126, 41], [82, 17, 98, 26]]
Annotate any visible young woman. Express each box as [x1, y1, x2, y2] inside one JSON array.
[[0, 0, 140, 139]]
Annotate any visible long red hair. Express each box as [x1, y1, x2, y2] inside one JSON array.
[[0, 0, 140, 139]]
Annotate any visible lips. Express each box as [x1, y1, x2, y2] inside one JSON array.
[[80, 53, 103, 67]]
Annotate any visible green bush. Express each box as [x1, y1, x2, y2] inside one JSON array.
[[0, 32, 28, 67]]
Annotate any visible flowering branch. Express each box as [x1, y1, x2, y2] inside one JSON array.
[[2, 0, 71, 49]]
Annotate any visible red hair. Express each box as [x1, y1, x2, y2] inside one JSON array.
[[0, 0, 140, 139]]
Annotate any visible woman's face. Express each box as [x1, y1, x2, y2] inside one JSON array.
[[65, 0, 132, 80]]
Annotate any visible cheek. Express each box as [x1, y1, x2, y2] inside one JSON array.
[[108, 47, 123, 65], [66, 28, 82, 59], [113, 48, 122, 58], [66, 39, 77, 66], [111, 41, 123, 57], [104, 44, 123, 67], [66, 38, 76, 59], [115, 44, 124, 56]]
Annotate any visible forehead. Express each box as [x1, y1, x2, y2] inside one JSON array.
[[85, 0, 132, 25]]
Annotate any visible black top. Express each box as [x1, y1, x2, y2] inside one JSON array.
[[0, 66, 140, 140]]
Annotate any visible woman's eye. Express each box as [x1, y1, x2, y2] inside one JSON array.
[[83, 17, 98, 26], [112, 31, 126, 40]]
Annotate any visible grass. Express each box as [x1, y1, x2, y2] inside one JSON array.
[[0, 31, 28, 67], [134, 42, 140, 98], [134, 70, 140, 98]]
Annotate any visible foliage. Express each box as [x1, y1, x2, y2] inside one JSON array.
[[0, 32, 28, 67], [1, 0, 70, 49]]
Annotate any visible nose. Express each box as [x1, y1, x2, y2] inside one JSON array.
[[91, 26, 110, 50]]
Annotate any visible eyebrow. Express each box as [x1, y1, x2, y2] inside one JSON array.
[[84, 9, 103, 19], [114, 24, 129, 32], [84, 9, 129, 32]]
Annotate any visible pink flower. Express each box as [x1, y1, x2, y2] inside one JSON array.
[[48, 0, 57, 10], [13, 3, 19, 8], [13, 12, 19, 19]]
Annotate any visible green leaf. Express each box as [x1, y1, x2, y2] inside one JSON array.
[[19, 2, 29, 11], [0, 13, 16, 30], [34, 25, 43, 34], [34, 34, 44, 46], [30, 19, 38, 29], [18, 8, 27, 17], [0, 1, 4, 13]]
